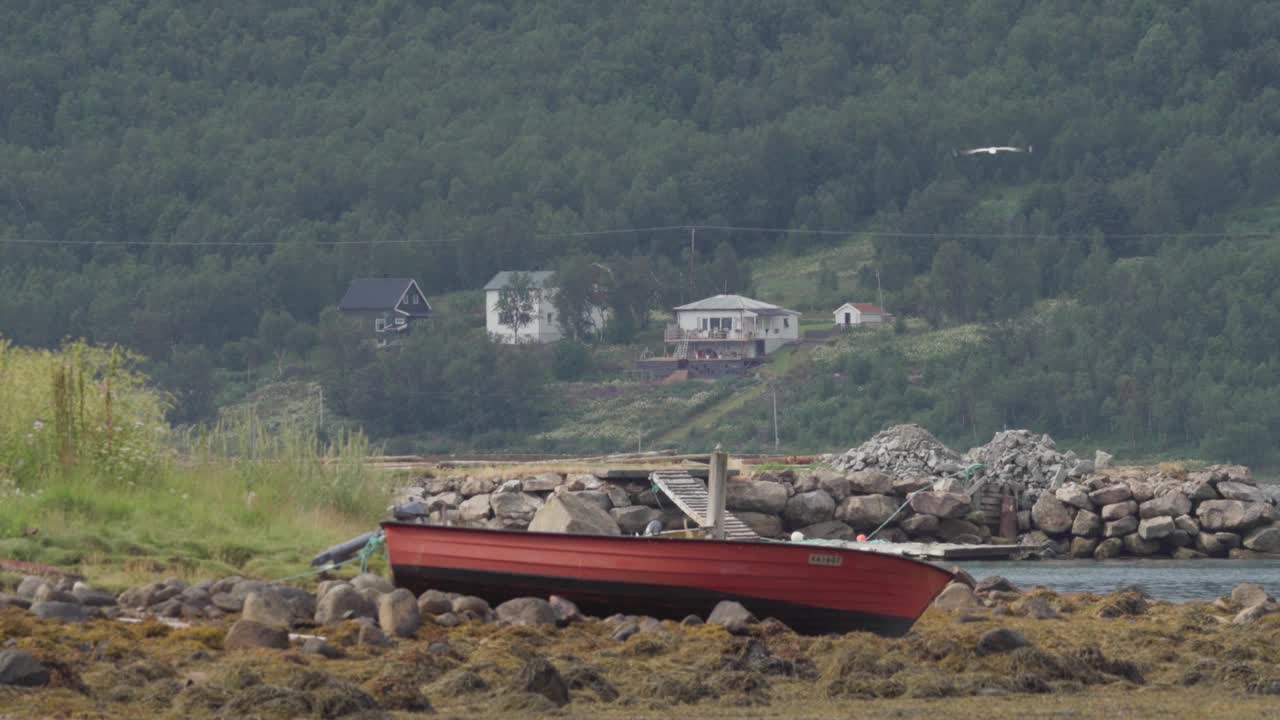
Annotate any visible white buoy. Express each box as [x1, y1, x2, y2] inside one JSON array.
[[790, 531, 805, 542]]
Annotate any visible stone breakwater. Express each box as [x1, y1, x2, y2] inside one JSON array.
[[385, 427, 1280, 560], [4, 572, 1280, 718]]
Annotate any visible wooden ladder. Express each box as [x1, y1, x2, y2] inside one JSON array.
[[649, 469, 761, 541]]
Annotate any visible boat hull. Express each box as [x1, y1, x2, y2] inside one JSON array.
[[382, 522, 953, 636]]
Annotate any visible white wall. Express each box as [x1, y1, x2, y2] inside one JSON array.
[[834, 305, 884, 326], [487, 289, 605, 343]]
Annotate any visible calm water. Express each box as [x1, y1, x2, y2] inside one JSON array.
[[945, 559, 1280, 601]]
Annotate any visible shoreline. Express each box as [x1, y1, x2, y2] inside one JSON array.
[[3, 577, 1280, 719]]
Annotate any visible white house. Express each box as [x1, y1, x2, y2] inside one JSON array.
[[833, 302, 886, 327], [484, 270, 606, 343], [667, 294, 800, 358]]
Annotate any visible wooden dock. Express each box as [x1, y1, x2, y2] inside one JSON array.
[[649, 469, 759, 541]]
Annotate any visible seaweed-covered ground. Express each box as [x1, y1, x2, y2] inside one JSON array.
[[3, 588, 1280, 719]]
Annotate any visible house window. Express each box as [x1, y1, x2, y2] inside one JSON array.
[[375, 318, 387, 332], [395, 317, 406, 326], [409, 294, 418, 305], [548, 312, 555, 322], [783, 318, 790, 328]]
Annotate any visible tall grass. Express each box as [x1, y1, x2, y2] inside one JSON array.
[[0, 339, 388, 588]]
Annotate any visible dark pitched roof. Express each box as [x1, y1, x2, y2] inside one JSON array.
[[339, 278, 429, 312], [483, 270, 555, 290]]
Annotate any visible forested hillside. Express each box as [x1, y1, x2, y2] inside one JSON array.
[[3, 1, 1280, 460]]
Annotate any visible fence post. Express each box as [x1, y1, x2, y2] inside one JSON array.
[[708, 444, 728, 540]]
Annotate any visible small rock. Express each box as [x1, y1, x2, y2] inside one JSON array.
[[0, 595, 31, 610], [708, 600, 757, 633], [1014, 595, 1058, 619], [1054, 485, 1093, 510], [1100, 500, 1138, 522], [517, 657, 569, 707], [350, 573, 394, 595], [1103, 516, 1138, 538], [1232, 603, 1272, 625], [0, 650, 49, 687], [1088, 484, 1131, 506], [1231, 583, 1272, 609], [451, 595, 491, 618], [932, 582, 980, 610], [378, 588, 422, 638], [29, 601, 93, 623], [33, 584, 76, 604], [975, 576, 1019, 594], [224, 620, 289, 650], [680, 614, 703, 626], [611, 621, 639, 641], [1123, 533, 1161, 556], [976, 628, 1031, 655], [1069, 537, 1098, 558], [417, 589, 453, 616], [1172, 547, 1207, 560], [434, 612, 462, 627], [301, 638, 345, 659], [358, 621, 392, 647], [314, 584, 375, 626], [549, 595, 583, 625], [495, 597, 557, 627]]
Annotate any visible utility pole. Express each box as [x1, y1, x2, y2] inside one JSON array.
[[317, 385, 324, 438], [876, 267, 885, 311], [770, 384, 780, 451], [688, 226, 696, 302]]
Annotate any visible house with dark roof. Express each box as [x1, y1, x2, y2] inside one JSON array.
[[483, 270, 605, 343], [833, 302, 886, 327], [338, 278, 431, 344]]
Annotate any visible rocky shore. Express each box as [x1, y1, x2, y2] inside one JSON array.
[[385, 425, 1280, 561], [3, 570, 1280, 719]]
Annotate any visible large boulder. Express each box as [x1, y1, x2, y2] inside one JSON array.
[[1031, 494, 1073, 534], [610, 506, 663, 535], [242, 588, 293, 630], [1093, 538, 1124, 559], [1217, 481, 1265, 504], [1185, 478, 1219, 501], [1103, 516, 1138, 538], [495, 597, 557, 627], [783, 490, 836, 529], [1069, 537, 1099, 558], [1055, 485, 1094, 510], [900, 514, 940, 536], [1197, 500, 1274, 532], [735, 512, 785, 538], [1100, 500, 1138, 521], [937, 518, 985, 543], [836, 494, 899, 530], [1137, 516, 1174, 541], [529, 493, 621, 536], [1174, 515, 1200, 534], [1196, 532, 1228, 557], [796, 520, 857, 540], [523, 473, 564, 492], [847, 470, 893, 495], [458, 494, 493, 523], [351, 573, 394, 595], [726, 480, 789, 514], [378, 588, 421, 638], [1243, 525, 1280, 553], [459, 476, 496, 497], [315, 584, 376, 625], [813, 470, 851, 500], [1088, 484, 1132, 506], [418, 590, 453, 616], [1072, 509, 1102, 538], [908, 491, 971, 519], [225, 619, 290, 650], [15, 576, 45, 601], [1139, 493, 1192, 519], [1123, 533, 1161, 556], [490, 492, 544, 521], [0, 651, 49, 687]]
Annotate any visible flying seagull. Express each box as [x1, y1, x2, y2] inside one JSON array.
[[954, 145, 1033, 157]]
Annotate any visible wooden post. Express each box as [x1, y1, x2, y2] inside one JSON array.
[[707, 445, 728, 540]]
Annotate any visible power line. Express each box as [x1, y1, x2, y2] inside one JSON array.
[[0, 223, 1274, 247]]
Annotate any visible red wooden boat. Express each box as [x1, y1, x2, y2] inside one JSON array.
[[382, 522, 953, 636]]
